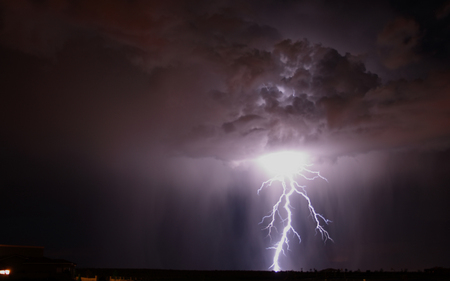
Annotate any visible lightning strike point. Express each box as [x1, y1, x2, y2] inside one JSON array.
[[258, 151, 332, 272]]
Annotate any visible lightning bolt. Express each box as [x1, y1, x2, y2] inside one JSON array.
[[258, 152, 332, 272]]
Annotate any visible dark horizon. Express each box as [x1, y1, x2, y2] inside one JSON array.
[[74, 267, 450, 281]]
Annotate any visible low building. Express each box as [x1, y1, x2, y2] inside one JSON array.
[[0, 244, 75, 280]]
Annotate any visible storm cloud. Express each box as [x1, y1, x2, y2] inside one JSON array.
[[3, 0, 450, 161]]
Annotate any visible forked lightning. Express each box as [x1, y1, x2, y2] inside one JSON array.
[[258, 152, 332, 272]]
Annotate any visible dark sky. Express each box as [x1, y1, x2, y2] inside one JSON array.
[[1, 0, 450, 272]]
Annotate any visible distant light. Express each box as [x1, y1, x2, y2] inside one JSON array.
[[259, 151, 308, 175], [0, 269, 10, 275]]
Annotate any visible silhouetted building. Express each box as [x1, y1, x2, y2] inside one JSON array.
[[0, 244, 75, 280]]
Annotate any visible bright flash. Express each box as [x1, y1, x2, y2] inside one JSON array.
[[259, 151, 308, 175], [0, 270, 10, 275], [257, 151, 332, 272]]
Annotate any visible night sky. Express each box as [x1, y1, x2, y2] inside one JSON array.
[[2, 0, 450, 272]]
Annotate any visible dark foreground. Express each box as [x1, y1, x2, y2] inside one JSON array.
[[75, 268, 450, 281]]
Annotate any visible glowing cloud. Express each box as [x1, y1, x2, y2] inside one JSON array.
[[259, 151, 308, 175]]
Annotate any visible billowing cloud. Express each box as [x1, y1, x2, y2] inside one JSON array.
[[2, 0, 450, 164]]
